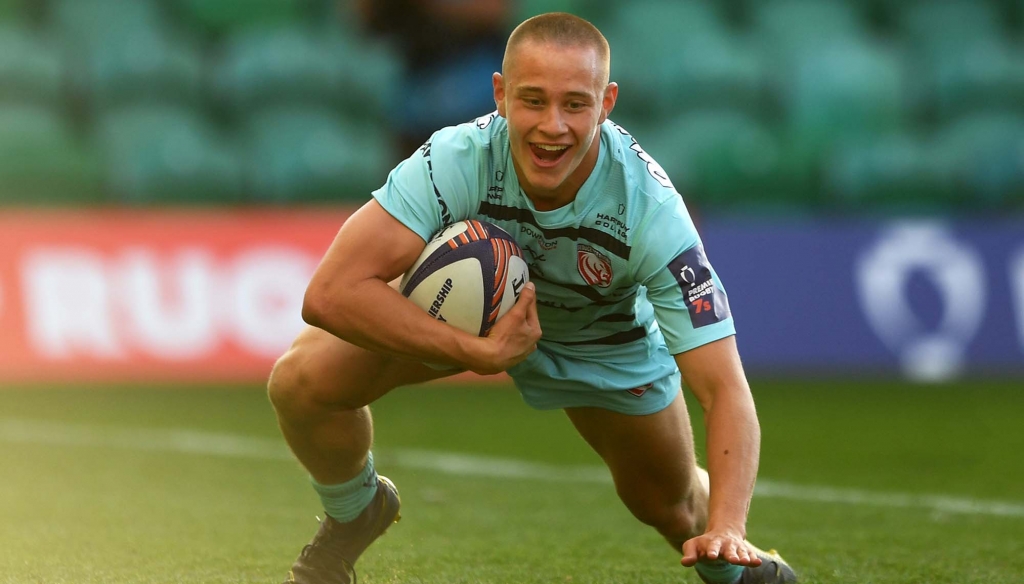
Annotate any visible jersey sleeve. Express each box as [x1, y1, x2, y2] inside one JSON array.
[[371, 126, 482, 242], [633, 196, 736, 354]]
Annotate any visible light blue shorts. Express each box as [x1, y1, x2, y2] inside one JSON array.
[[506, 343, 681, 416]]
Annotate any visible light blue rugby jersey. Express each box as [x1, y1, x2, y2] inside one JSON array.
[[372, 112, 735, 363]]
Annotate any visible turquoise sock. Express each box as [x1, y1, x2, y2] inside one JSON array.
[[694, 559, 744, 584], [310, 452, 379, 523]]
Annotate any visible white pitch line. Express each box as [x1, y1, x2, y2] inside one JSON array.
[[2, 418, 1022, 519]]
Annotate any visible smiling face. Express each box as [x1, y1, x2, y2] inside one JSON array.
[[493, 39, 617, 211]]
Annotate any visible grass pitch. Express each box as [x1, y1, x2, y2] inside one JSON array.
[[0, 379, 1021, 583]]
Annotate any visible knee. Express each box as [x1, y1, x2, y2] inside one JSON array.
[[266, 349, 314, 417], [620, 488, 706, 542]]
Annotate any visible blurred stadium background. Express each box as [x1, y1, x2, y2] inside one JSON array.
[[1, 2, 1023, 582], [0, 0, 1021, 382], [1, 0, 1024, 210]]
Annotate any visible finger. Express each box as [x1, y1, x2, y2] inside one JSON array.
[[743, 543, 762, 567], [724, 540, 748, 565], [680, 538, 700, 567], [704, 538, 722, 561]]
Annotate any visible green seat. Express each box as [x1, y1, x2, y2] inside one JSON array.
[[752, 0, 871, 112], [604, 1, 735, 119], [824, 134, 956, 214], [322, 24, 400, 119], [176, 0, 305, 34], [0, 25, 63, 107], [932, 113, 1024, 209], [517, 0, 610, 27], [912, 40, 1024, 122], [636, 110, 795, 211], [213, 25, 347, 115], [242, 107, 390, 204], [96, 106, 243, 204], [896, 0, 1002, 53], [78, 30, 204, 111], [0, 0, 22, 21], [0, 106, 103, 204], [781, 38, 906, 179], [51, 0, 163, 49], [753, 0, 866, 56]]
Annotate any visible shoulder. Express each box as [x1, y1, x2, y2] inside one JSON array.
[[601, 120, 679, 207], [425, 112, 507, 160], [600, 120, 692, 232]]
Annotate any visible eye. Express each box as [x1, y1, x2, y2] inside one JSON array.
[[567, 101, 586, 111], [523, 97, 543, 107]]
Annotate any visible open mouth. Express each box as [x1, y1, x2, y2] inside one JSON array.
[[529, 143, 570, 167]]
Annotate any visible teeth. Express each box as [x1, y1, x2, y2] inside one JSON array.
[[535, 144, 568, 151]]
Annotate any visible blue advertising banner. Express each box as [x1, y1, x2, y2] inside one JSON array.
[[700, 217, 1023, 381]]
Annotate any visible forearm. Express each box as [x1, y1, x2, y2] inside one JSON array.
[[303, 276, 482, 370], [702, 389, 761, 535]]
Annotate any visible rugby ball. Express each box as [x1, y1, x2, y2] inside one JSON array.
[[400, 220, 529, 336]]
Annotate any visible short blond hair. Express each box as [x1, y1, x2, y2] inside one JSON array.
[[503, 12, 610, 84]]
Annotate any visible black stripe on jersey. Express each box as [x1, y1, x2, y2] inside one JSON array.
[[530, 272, 629, 304], [581, 312, 636, 330], [536, 300, 583, 312], [552, 327, 647, 347], [478, 201, 630, 260]]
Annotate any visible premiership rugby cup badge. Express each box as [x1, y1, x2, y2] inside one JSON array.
[[577, 244, 613, 288]]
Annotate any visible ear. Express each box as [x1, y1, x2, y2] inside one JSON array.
[[493, 72, 507, 117], [598, 82, 618, 124]]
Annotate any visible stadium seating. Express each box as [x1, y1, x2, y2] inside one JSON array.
[[932, 112, 1024, 208], [0, 105, 103, 204], [0, 0, 20, 21], [824, 134, 956, 213], [76, 29, 204, 113], [175, 0, 306, 35], [241, 107, 390, 204], [751, 0, 867, 57], [95, 105, 242, 204], [50, 0, 165, 49], [213, 23, 398, 120], [0, 0, 1020, 213], [212, 25, 345, 115], [909, 39, 1024, 123], [604, 0, 734, 118], [637, 109, 795, 211], [895, 0, 1003, 52], [0, 24, 64, 107], [778, 38, 906, 182]]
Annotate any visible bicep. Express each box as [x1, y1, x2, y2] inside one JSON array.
[[309, 200, 426, 295]]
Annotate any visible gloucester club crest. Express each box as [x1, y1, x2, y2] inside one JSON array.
[[577, 244, 613, 288]]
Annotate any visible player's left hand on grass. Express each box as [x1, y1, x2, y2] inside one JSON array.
[[681, 529, 763, 568]]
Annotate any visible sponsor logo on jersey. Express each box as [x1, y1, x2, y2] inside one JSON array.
[[626, 383, 652, 397], [520, 225, 558, 251], [668, 243, 731, 328], [577, 244, 613, 288], [475, 112, 498, 130]]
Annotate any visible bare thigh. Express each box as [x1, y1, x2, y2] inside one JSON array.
[[272, 324, 457, 410], [564, 391, 708, 539]]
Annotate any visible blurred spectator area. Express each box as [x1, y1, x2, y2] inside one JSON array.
[[0, 0, 1023, 215]]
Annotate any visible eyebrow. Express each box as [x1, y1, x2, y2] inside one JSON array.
[[514, 86, 595, 100]]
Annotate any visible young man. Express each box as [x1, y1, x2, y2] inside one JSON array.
[[268, 12, 797, 584]]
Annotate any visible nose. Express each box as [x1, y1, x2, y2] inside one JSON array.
[[537, 105, 567, 136]]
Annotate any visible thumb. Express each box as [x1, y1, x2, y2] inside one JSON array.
[[516, 281, 536, 307], [522, 281, 539, 324]]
